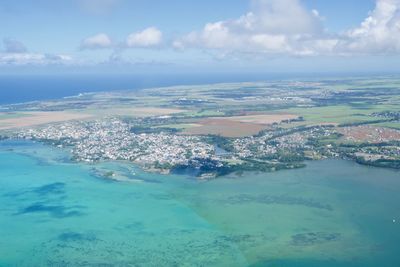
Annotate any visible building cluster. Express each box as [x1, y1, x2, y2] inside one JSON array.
[[232, 133, 276, 158], [14, 117, 400, 173], [338, 125, 400, 143], [232, 126, 335, 159], [15, 118, 340, 168], [16, 119, 215, 166]]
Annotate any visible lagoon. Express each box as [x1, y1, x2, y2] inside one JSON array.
[[0, 140, 399, 266]]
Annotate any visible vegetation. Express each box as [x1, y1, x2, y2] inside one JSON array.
[[3, 77, 400, 177], [355, 157, 400, 169], [173, 157, 306, 178], [130, 125, 179, 134], [205, 135, 235, 152]]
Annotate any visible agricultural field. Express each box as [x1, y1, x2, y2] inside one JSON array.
[[2, 76, 400, 135], [1, 76, 400, 174], [0, 111, 93, 130], [183, 118, 266, 137], [143, 78, 396, 136]]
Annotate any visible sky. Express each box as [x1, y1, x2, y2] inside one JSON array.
[[1, 0, 400, 75]]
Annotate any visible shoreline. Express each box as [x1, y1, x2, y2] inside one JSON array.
[[2, 138, 398, 184]]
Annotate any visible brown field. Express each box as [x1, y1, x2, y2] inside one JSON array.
[[183, 118, 266, 137], [338, 126, 400, 143], [183, 114, 298, 137], [0, 111, 93, 130]]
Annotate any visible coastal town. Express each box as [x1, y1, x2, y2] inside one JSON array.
[[15, 119, 215, 167], [12, 113, 400, 178], [0, 77, 399, 178]]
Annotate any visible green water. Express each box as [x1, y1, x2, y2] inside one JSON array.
[[0, 140, 399, 266]]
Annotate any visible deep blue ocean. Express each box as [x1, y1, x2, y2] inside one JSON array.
[[0, 72, 384, 105], [0, 73, 283, 105]]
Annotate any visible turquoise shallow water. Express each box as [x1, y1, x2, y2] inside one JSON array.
[[0, 140, 400, 266]]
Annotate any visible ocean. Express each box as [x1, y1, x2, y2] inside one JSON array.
[[1, 140, 399, 266], [0, 73, 286, 105], [0, 72, 377, 105]]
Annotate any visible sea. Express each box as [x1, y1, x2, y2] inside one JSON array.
[[0, 140, 399, 266], [0, 72, 383, 105], [0, 73, 298, 105], [1, 74, 400, 266]]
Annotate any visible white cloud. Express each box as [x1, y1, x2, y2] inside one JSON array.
[[126, 27, 163, 48], [0, 40, 74, 65], [338, 0, 400, 55], [174, 0, 400, 57], [174, 0, 324, 55], [0, 53, 73, 66], [248, 0, 322, 35], [81, 33, 113, 49]]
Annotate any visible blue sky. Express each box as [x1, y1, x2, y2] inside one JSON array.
[[1, 0, 399, 74]]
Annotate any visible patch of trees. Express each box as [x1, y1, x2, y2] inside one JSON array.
[[258, 150, 305, 163], [154, 161, 174, 170], [130, 126, 179, 134], [276, 151, 305, 162], [372, 111, 400, 120], [355, 157, 400, 169], [339, 141, 397, 148], [173, 157, 306, 178], [306, 133, 343, 147], [338, 119, 394, 127], [266, 125, 334, 140], [205, 135, 235, 152]]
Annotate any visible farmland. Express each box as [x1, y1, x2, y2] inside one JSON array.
[[1, 76, 400, 176]]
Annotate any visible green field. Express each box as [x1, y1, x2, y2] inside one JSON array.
[[283, 105, 399, 126]]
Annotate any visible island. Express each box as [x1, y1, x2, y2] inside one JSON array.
[[1, 76, 400, 179]]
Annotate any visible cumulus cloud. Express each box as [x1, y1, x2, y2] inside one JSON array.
[[0, 53, 73, 65], [126, 27, 163, 48], [174, 0, 400, 57], [3, 38, 27, 53], [0, 39, 74, 65], [338, 0, 400, 55], [81, 33, 113, 49], [248, 0, 323, 35], [173, 0, 325, 56], [79, 28, 163, 51]]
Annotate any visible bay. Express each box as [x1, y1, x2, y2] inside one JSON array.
[[0, 140, 399, 266]]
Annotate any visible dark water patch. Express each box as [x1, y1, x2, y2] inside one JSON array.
[[3, 183, 66, 199], [218, 233, 275, 247], [32, 229, 246, 267], [291, 232, 341, 246], [11, 150, 54, 167], [219, 234, 253, 243], [123, 221, 145, 231], [58, 232, 98, 243], [34, 182, 66, 195], [16, 202, 85, 218], [224, 194, 333, 211]]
